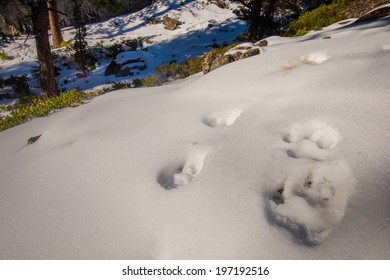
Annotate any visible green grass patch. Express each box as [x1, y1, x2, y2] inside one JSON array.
[[0, 50, 13, 62], [0, 89, 106, 131], [287, 0, 351, 36], [142, 74, 162, 87]]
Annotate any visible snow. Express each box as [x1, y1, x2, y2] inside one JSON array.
[[0, 2, 390, 259], [300, 52, 330, 65]]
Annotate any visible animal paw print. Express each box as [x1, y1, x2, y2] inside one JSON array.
[[282, 120, 340, 161], [202, 109, 242, 127], [157, 150, 207, 190], [268, 161, 354, 245]]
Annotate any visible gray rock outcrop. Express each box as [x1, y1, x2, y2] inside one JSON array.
[[210, 0, 229, 9], [202, 42, 263, 74]]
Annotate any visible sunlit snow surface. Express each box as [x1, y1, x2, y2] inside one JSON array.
[[0, 2, 390, 259]]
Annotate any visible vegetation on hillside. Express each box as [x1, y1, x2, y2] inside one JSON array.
[[287, 0, 352, 36], [0, 89, 107, 131]]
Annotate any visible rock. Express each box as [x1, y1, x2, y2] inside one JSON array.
[[202, 52, 234, 74], [202, 42, 261, 74], [355, 5, 390, 23], [27, 134, 41, 145], [116, 63, 146, 77], [163, 14, 179, 30], [209, 54, 234, 73], [210, 0, 228, 9], [146, 17, 161, 25], [239, 48, 260, 60], [202, 52, 215, 74], [0, 86, 16, 99], [105, 51, 147, 77], [343, 0, 389, 19], [229, 51, 244, 61], [255, 39, 268, 47]]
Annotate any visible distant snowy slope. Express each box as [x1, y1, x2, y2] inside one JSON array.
[[0, 10, 389, 259], [0, 0, 246, 94]]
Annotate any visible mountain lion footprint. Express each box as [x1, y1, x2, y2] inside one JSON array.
[[157, 150, 207, 190], [283, 120, 340, 161], [268, 160, 354, 245]]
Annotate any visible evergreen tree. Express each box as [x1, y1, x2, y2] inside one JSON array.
[[232, 0, 277, 41], [20, 0, 58, 97], [72, 0, 95, 76]]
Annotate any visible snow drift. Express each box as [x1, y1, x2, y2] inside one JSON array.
[[0, 7, 390, 259]]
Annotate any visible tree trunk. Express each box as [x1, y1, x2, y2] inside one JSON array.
[[249, 0, 264, 40], [48, 0, 64, 48], [30, 0, 58, 97]]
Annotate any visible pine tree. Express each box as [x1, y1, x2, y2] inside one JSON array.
[[232, 0, 277, 41], [20, 0, 58, 97], [72, 0, 95, 76]]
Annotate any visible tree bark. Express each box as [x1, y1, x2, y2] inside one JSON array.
[[30, 0, 58, 97], [48, 0, 64, 48]]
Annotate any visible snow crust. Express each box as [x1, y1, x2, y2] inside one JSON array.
[[0, 1, 390, 259]]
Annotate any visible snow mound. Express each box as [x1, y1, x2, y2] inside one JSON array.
[[300, 52, 330, 65], [287, 139, 332, 161], [268, 160, 355, 245], [381, 43, 390, 51], [202, 109, 242, 127]]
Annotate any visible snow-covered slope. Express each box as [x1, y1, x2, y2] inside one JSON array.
[[0, 0, 246, 94], [0, 8, 390, 259]]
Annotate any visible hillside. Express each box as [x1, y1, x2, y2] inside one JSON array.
[[0, 0, 153, 35], [0, 0, 246, 97], [0, 2, 389, 259]]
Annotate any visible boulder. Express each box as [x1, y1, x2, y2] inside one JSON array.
[[115, 63, 147, 77], [0, 86, 15, 99], [202, 43, 261, 74], [239, 48, 260, 60], [355, 5, 390, 23], [343, 0, 389, 19], [255, 39, 268, 47], [163, 14, 179, 30], [202, 52, 215, 74], [209, 54, 235, 73], [229, 50, 244, 61], [146, 17, 161, 25], [202, 52, 235, 74], [210, 0, 228, 9], [105, 51, 147, 77]]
